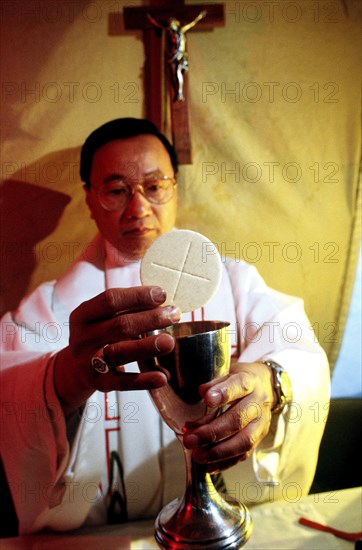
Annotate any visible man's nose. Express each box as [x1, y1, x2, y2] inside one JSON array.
[[123, 188, 151, 218]]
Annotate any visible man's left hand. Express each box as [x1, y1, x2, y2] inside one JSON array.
[[183, 361, 276, 473]]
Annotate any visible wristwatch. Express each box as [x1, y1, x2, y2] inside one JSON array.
[[264, 360, 293, 414]]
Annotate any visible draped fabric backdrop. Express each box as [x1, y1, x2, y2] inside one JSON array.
[[1, 0, 361, 371]]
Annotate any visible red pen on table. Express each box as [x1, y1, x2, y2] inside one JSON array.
[[299, 516, 362, 542]]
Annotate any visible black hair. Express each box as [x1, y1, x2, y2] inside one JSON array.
[[80, 118, 178, 187]]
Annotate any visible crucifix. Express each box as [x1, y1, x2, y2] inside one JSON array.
[[123, 2, 225, 164]]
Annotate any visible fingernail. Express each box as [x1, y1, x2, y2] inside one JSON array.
[[208, 389, 222, 407], [150, 287, 166, 304], [165, 305, 181, 323], [155, 333, 174, 353]]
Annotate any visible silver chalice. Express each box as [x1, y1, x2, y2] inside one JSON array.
[[139, 320, 252, 550]]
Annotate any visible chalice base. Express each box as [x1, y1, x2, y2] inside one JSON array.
[[154, 493, 252, 550]]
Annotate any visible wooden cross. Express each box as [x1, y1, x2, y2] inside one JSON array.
[[123, 1, 225, 164]]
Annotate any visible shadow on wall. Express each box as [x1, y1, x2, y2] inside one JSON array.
[[0, 180, 71, 314], [0, 146, 97, 316]]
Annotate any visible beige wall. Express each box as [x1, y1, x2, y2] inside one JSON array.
[[1, 0, 361, 369]]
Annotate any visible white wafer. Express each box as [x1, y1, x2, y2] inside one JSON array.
[[140, 229, 222, 313]]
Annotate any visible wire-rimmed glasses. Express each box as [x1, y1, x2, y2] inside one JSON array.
[[90, 173, 176, 211]]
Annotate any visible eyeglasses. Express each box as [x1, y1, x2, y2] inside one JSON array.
[[90, 173, 177, 212]]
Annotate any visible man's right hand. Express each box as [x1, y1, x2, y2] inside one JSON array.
[[54, 286, 181, 416]]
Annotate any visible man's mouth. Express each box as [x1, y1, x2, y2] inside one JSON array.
[[123, 226, 154, 236]]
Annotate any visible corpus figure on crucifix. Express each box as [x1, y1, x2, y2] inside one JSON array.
[[148, 10, 206, 101]]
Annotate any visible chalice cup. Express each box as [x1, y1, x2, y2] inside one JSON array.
[[139, 321, 252, 550]]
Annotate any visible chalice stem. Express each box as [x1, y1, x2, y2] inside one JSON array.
[[182, 443, 215, 510]]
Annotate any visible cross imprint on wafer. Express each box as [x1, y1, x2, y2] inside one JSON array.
[[150, 241, 212, 303], [140, 229, 222, 313]]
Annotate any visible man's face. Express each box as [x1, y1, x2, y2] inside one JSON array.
[[86, 134, 178, 260]]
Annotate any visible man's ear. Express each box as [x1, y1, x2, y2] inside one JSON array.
[[84, 184, 94, 220]]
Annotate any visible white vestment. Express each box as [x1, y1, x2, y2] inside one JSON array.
[[0, 234, 330, 533]]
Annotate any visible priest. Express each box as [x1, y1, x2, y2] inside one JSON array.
[[0, 118, 330, 533]]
